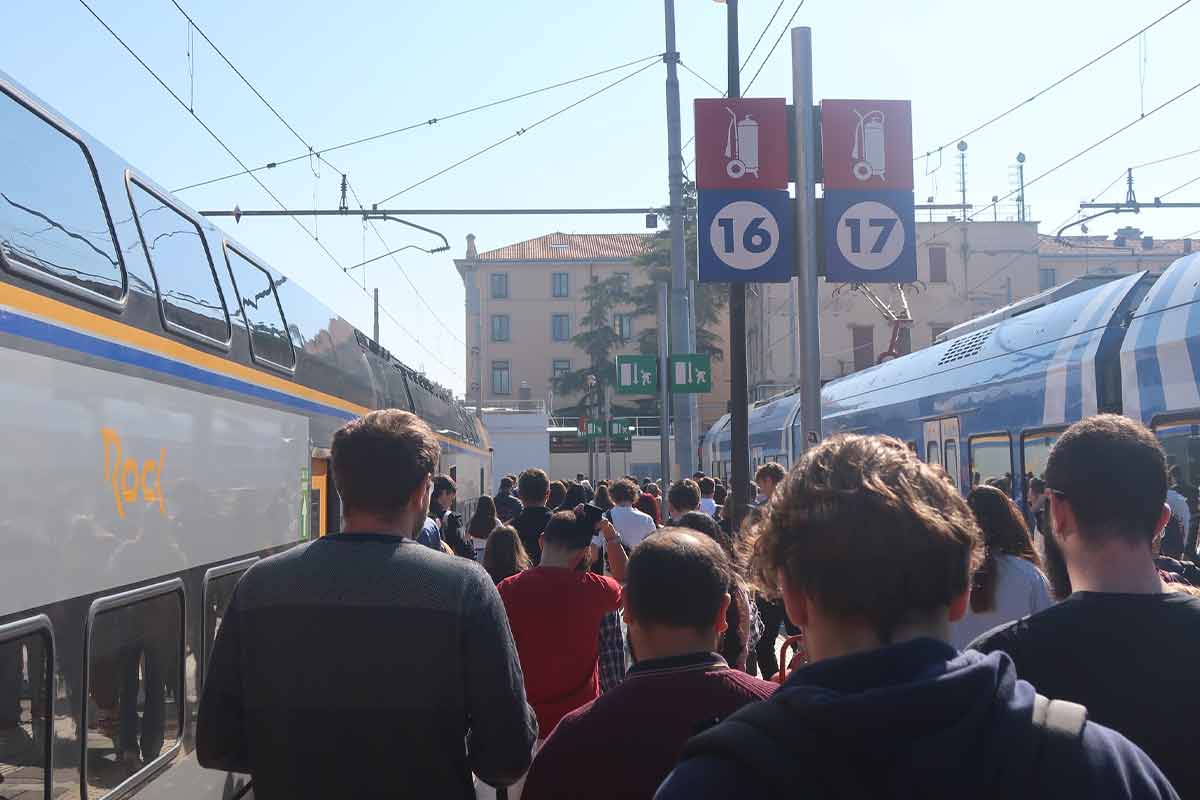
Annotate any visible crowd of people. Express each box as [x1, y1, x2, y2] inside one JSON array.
[[197, 409, 1199, 799]]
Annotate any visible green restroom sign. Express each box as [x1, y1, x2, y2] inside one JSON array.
[[616, 355, 659, 395], [669, 354, 712, 393]]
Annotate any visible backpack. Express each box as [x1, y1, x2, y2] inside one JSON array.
[[679, 690, 1086, 792]]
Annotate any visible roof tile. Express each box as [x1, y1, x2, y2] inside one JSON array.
[[476, 232, 650, 262]]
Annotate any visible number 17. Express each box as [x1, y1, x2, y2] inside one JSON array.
[[844, 217, 897, 254]]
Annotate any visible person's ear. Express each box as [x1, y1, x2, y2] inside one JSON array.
[[410, 474, 433, 513], [778, 570, 809, 628], [948, 589, 970, 623], [714, 592, 731, 635], [538, 532, 545, 550], [1157, 503, 1172, 541], [1048, 492, 1073, 541]]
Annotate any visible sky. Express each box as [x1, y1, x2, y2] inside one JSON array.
[[5, 0, 1200, 395]]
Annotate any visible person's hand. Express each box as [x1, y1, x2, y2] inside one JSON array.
[[599, 519, 619, 543]]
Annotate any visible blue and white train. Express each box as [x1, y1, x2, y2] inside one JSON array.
[[0, 71, 490, 799], [703, 252, 1200, 502]]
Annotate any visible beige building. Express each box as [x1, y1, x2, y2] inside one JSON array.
[[746, 222, 1195, 396], [454, 232, 732, 430]]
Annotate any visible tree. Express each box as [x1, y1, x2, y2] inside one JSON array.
[[551, 273, 632, 414], [629, 179, 728, 361]]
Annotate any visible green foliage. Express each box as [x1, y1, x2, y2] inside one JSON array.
[[552, 274, 633, 398], [630, 179, 728, 361]]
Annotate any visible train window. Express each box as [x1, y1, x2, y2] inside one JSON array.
[[1021, 429, 1062, 487], [84, 580, 184, 797], [128, 179, 230, 346], [926, 441, 941, 467], [944, 439, 960, 486], [1153, 417, 1200, 498], [0, 86, 125, 306], [970, 433, 1014, 494], [202, 559, 257, 679], [0, 616, 53, 800], [224, 244, 296, 370]]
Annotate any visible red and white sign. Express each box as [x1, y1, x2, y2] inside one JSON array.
[[820, 99, 914, 191], [694, 98, 789, 190]]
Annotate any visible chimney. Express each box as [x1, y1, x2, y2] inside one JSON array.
[[1142, 236, 1154, 250], [465, 233, 478, 260]]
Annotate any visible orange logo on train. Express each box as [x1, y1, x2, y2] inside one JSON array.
[[101, 428, 166, 518]]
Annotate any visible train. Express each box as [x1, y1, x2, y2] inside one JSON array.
[[0, 71, 490, 799], [703, 251, 1200, 506]]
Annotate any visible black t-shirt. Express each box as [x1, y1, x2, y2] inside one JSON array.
[[971, 590, 1200, 798]]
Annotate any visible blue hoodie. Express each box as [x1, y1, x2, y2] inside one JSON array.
[[657, 639, 1176, 799]]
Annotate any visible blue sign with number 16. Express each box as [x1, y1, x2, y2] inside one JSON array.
[[698, 189, 793, 284]]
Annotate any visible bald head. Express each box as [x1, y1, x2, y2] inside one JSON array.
[[624, 529, 731, 632]]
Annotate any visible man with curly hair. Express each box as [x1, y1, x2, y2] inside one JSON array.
[[658, 433, 1177, 799]]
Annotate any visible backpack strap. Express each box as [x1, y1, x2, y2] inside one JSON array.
[[1031, 693, 1087, 787]]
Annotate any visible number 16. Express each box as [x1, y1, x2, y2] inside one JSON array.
[[844, 217, 897, 254]]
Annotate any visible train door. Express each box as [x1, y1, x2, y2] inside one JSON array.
[[311, 457, 329, 537], [923, 417, 963, 492]]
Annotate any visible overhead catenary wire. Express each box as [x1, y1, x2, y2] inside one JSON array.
[[918, 0, 1194, 161], [172, 52, 664, 194], [740, 0, 787, 72], [744, 0, 808, 94], [75, 0, 462, 378], [168, 0, 466, 349], [374, 58, 660, 206], [968, 76, 1200, 223]]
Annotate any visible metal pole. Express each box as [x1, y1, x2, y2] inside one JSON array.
[[792, 27, 822, 454], [664, 0, 696, 478], [657, 283, 672, 484], [726, 0, 751, 531], [1018, 160, 1026, 222], [373, 287, 380, 343], [604, 383, 612, 480]]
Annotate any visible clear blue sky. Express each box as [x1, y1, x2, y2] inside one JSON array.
[[5, 0, 1199, 394]]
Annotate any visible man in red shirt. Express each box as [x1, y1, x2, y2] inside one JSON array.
[[498, 508, 628, 744], [521, 529, 776, 799]]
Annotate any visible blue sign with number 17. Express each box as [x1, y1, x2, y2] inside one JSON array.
[[698, 189, 794, 284], [823, 188, 917, 284]]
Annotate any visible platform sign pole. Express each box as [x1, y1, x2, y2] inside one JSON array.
[[725, 0, 749, 532], [658, 282, 672, 483], [792, 27, 822, 453]]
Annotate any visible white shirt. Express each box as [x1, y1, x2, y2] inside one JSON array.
[[951, 555, 1054, 649], [597, 505, 658, 553], [699, 497, 718, 516]]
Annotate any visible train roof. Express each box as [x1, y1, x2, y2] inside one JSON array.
[[822, 270, 1151, 420]]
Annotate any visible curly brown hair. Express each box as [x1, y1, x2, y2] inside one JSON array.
[[744, 433, 983, 642]]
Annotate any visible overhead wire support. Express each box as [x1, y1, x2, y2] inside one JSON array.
[[171, 52, 664, 194], [78, 0, 461, 376], [374, 58, 660, 206], [968, 75, 1200, 222], [167, 0, 466, 349], [917, 0, 1194, 161]]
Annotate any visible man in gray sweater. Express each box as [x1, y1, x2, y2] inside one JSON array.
[[197, 409, 537, 798]]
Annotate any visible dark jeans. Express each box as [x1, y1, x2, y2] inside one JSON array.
[[118, 644, 166, 761], [753, 597, 799, 679]]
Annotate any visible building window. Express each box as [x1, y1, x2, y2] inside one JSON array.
[[85, 581, 184, 794], [490, 314, 510, 342], [851, 325, 875, 371], [931, 323, 952, 342], [491, 361, 511, 395], [552, 359, 571, 379], [929, 246, 948, 283], [552, 314, 571, 341], [552, 272, 569, 298], [490, 272, 509, 299], [615, 313, 634, 340], [895, 325, 912, 356], [1039, 268, 1057, 290]]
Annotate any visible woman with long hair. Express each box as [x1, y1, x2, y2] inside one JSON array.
[[635, 492, 661, 527], [594, 483, 614, 512], [951, 484, 1053, 648], [482, 525, 531, 585], [560, 482, 587, 511], [466, 496, 499, 560]]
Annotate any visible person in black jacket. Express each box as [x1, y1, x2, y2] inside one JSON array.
[[494, 475, 523, 524], [658, 433, 1178, 800], [512, 469, 553, 565], [197, 410, 536, 799], [431, 474, 472, 558]]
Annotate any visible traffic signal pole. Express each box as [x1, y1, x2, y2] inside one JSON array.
[[725, 0, 751, 531]]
